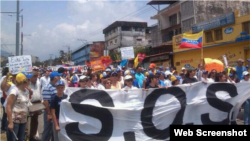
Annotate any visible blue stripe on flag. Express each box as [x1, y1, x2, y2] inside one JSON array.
[[181, 37, 202, 45]]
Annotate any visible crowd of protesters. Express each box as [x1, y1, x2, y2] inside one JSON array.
[[0, 58, 250, 141]]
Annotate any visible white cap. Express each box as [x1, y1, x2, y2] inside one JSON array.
[[124, 70, 130, 76], [80, 75, 87, 80], [164, 71, 172, 77], [182, 67, 186, 70], [243, 71, 249, 76], [124, 75, 133, 80]]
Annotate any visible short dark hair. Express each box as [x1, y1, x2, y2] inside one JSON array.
[[136, 65, 142, 70]]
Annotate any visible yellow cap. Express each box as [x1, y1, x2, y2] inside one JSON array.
[[144, 72, 149, 76], [171, 75, 177, 82], [7, 81, 12, 85], [16, 73, 27, 83], [100, 74, 103, 79]]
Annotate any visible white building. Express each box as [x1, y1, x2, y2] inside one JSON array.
[[103, 21, 150, 53]]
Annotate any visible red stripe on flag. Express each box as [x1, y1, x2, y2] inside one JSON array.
[[179, 42, 202, 49]]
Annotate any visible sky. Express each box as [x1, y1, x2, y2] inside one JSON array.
[[1, 0, 166, 61]]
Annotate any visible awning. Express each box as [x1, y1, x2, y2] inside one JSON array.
[[147, 0, 178, 5]]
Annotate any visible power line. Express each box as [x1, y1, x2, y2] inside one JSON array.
[[87, 6, 153, 36]]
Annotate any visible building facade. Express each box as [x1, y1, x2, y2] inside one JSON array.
[[72, 41, 105, 65], [181, 0, 250, 33], [173, 11, 250, 71], [103, 21, 149, 52], [31, 55, 39, 63]]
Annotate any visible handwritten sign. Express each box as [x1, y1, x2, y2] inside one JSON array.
[[120, 46, 135, 60], [204, 58, 224, 72], [91, 60, 105, 72], [8, 55, 32, 74]]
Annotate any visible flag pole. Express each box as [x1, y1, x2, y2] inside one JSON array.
[[200, 31, 204, 67]]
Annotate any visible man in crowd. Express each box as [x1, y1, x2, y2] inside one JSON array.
[[29, 68, 43, 141], [42, 71, 62, 141], [40, 69, 50, 92], [235, 58, 247, 80], [135, 65, 145, 88]]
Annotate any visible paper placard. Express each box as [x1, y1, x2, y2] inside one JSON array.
[[120, 46, 135, 60], [8, 55, 32, 74], [204, 58, 224, 72]]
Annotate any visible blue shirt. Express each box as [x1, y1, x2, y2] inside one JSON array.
[[50, 94, 68, 119], [133, 80, 140, 88], [42, 83, 57, 102], [159, 80, 166, 87], [135, 73, 145, 88], [235, 66, 247, 80]]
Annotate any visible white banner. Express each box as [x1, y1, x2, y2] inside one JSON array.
[[8, 55, 32, 74], [59, 82, 250, 141], [120, 46, 135, 60]]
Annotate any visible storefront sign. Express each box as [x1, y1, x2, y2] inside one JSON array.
[[150, 55, 169, 62], [192, 12, 235, 33], [173, 34, 183, 45], [181, 59, 193, 64], [224, 27, 234, 34]]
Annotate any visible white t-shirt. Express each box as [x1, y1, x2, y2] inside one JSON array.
[[201, 77, 214, 82], [122, 86, 138, 90], [6, 87, 29, 123], [40, 76, 50, 91], [241, 79, 250, 82], [30, 81, 42, 102], [0, 75, 6, 98], [164, 79, 172, 87], [97, 84, 105, 90], [3, 84, 17, 107]]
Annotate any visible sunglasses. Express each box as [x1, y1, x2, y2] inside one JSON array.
[[56, 86, 64, 89], [126, 79, 133, 82], [106, 82, 111, 84], [112, 75, 118, 77], [80, 79, 88, 82]]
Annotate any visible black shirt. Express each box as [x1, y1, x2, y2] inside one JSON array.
[[146, 85, 159, 89], [182, 77, 198, 84], [51, 94, 68, 119]]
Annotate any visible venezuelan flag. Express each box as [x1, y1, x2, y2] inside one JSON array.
[[179, 31, 203, 49]]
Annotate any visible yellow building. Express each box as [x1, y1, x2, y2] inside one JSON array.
[[173, 11, 250, 71]]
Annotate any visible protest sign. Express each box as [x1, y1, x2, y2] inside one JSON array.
[[120, 46, 135, 60], [91, 60, 105, 72], [60, 82, 250, 141], [204, 58, 224, 72], [8, 55, 32, 74], [101, 56, 112, 67]]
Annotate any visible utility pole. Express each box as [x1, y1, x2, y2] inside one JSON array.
[[16, 0, 20, 56], [49, 54, 53, 66], [68, 46, 70, 61]]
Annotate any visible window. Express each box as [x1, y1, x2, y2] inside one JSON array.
[[243, 21, 250, 34], [182, 18, 194, 33], [214, 28, 223, 41], [205, 31, 213, 43], [181, 1, 194, 20], [121, 26, 131, 31], [110, 41, 113, 45], [169, 14, 177, 26], [115, 39, 117, 43]]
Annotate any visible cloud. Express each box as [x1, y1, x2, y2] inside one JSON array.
[[2, 0, 157, 61]]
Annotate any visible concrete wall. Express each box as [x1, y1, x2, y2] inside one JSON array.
[[194, 0, 250, 24]]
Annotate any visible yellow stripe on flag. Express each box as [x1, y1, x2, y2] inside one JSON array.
[[182, 31, 203, 40], [134, 55, 138, 68]]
